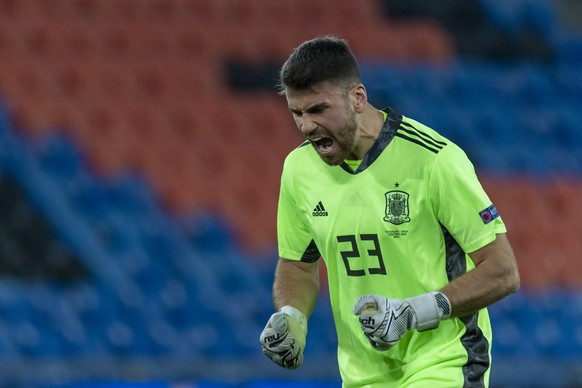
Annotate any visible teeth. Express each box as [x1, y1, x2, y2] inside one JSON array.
[[310, 137, 321, 141]]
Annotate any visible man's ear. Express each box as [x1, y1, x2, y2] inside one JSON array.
[[353, 84, 367, 113]]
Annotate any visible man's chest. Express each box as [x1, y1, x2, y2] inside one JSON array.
[[296, 172, 431, 241]]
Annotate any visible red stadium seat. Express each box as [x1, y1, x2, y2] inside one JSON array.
[[481, 178, 567, 289], [174, 0, 227, 25], [59, 24, 102, 62], [51, 60, 99, 101], [172, 24, 221, 61], [406, 21, 455, 63], [0, 21, 19, 58]]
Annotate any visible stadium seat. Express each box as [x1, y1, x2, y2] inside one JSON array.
[[161, 60, 222, 99], [28, 134, 84, 185], [0, 21, 19, 58], [95, 24, 140, 60], [174, 0, 226, 25], [478, 0, 555, 36], [172, 24, 221, 61], [17, 22, 64, 60], [51, 60, 99, 102], [404, 20, 455, 62]]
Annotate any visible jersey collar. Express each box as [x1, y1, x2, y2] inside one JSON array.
[[339, 107, 402, 174]]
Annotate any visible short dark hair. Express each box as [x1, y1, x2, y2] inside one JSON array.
[[278, 35, 360, 95]]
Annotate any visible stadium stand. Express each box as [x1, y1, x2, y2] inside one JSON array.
[[0, 0, 581, 386]]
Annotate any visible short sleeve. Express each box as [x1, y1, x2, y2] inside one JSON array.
[[428, 144, 506, 253], [277, 158, 320, 261]]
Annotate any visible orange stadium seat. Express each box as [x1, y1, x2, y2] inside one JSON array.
[[239, 95, 304, 155], [333, 0, 383, 26], [17, 100, 78, 138], [0, 21, 19, 58], [79, 112, 132, 175], [140, 0, 181, 24], [557, 237, 582, 287], [89, 62, 139, 101], [238, 24, 299, 63], [65, 0, 102, 21], [405, 20, 455, 62], [481, 177, 566, 289], [130, 62, 174, 101], [0, 61, 23, 105], [130, 25, 178, 62], [51, 60, 100, 102], [0, 59, 62, 134], [551, 180, 582, 219], [347, 25, 411, 61], [89, 0, 146, 25], [59, 24, 103, 62], [172, 24, 222, 61], [21, 0, 68, 23], [96, 24, 141, 61], [517, 238, 562, 291], [162, 101, 212, 146], [154, 60, 223, 101], [174, 0, 228, 26], [19, 22, 65, 60], [0, 0, 27, 18]]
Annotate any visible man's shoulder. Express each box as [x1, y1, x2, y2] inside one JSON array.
[[399, 115, 452, 149], [284, 141, 317, 167], [290, 140, 313, 153]]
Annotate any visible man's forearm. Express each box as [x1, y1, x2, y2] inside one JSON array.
[[273, 258, 320, 318], [440, 234, 520, 317]]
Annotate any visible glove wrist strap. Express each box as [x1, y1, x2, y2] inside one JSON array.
[[279, 305, 307, 332], [406, 292, 452, 332]]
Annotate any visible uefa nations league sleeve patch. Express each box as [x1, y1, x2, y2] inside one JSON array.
[[479, 204, 499, 224]]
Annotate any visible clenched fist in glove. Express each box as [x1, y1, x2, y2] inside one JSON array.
[[260, 306, 307, 369], [353, 292, 452, 350]]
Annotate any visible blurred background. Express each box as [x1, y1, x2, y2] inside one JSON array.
[[0, 0, 581, 387]]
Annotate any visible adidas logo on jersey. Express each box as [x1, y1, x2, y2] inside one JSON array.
[[312, 201, 328, 217]]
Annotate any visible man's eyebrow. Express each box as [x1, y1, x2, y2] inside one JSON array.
[[290, 103, 328, 114], [306, 103, 328, 112]]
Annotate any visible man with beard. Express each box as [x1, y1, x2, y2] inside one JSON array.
[[259, 36, 520, 387]]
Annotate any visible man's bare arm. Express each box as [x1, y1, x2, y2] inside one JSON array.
[[441, 233, 520, 317], [273, 258, 320, 317]]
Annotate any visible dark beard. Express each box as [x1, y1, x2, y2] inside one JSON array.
[[319, 112, 357, 166]]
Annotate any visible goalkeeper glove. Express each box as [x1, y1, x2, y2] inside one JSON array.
[[353, 292, 451, 351], [259, 305, 307, 369]]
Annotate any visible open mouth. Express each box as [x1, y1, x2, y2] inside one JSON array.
[[310, 136, 334, 154]]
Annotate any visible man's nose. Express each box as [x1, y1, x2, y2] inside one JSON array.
[[299, 117, 317, 136]]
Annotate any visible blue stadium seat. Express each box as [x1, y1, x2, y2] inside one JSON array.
[[29, 134, 84, 182], [249, 382, 341, 388], [522, 0, 556, 38], [513, 64, 555, 107], [0, 321, 17, 356], [490, 292, 529, 356], [101, 173, 158, 215], [552, 292, 582, 357], [553, 34, 582, 65], [103, 320, 140, 356], [67, 177, 112, 222], [478, 0, 555, 37]]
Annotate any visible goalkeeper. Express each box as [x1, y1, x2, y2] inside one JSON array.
[[260, 36, 520, 387]]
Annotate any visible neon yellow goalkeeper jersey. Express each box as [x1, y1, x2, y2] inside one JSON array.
[[277, 108, 506, 387]]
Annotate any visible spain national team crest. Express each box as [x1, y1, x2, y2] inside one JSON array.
[[384, 190, 411, 225]]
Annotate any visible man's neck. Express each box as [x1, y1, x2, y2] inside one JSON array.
[[350, 105, 385, 160]]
